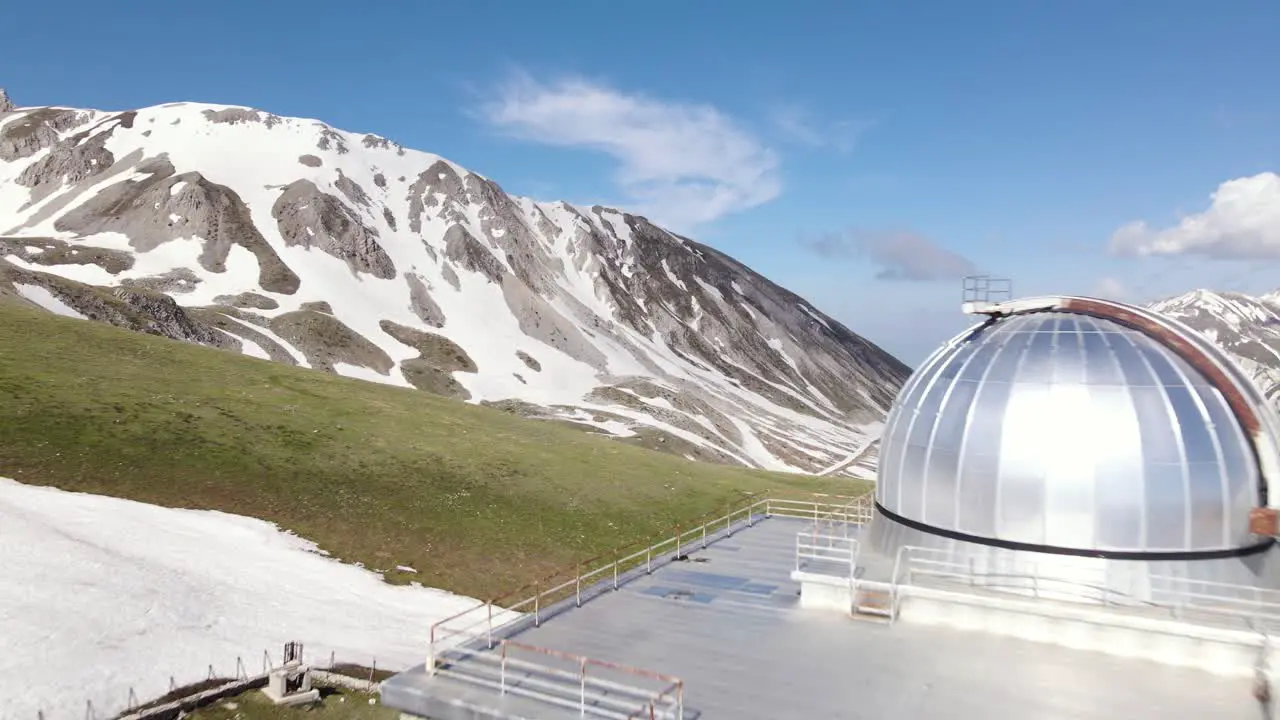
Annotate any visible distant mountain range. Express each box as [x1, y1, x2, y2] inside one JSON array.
[[1149, 288, 1280, 407], [0, 90, 906, 476]]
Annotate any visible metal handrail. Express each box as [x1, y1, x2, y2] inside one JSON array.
[[888, 544, 1280, 629], [795, 532, 859, 577]]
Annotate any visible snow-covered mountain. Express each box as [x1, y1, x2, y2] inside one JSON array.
[[0, 92, 907, 474], [1149, 288, 1280, 407]]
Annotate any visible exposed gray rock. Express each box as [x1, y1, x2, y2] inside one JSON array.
[[466, 172, 557, 295], [202, 108, 263, 125], [316, 127, 348, 154], [0, 107, 90, 162], [361, 134, 399, 151], [500, 273, 606, 369], [380, 319, 474, 399], [15, 118, 121, 204], [0, 89, 13, 113], [212, 291, 279, 310], [300, 300, 333, 313], [406, 160, 468, 231], [405, 272, 445, 327], [119, 267, 202, 294], [516, 350, 541, 372], [443, 225, 503, 283], [298, 154, 323, 167], [380, 319, 475, 372], [440, 262, 460, 291], [271, 179, 395, 279], [0, 236, 133, 274], [382, 206, 397, 231], [54, 156, 301, 294], [372, 173, 386, 189], [0, 258, 237, 350], [334, 170, 371, 207]]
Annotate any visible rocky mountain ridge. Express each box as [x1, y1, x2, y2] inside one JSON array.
[[0, 92, 907, 475], [1148, 288, 1280, 408]]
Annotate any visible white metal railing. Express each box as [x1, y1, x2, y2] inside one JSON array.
[[426, 493, 873, 717], [887, 544, 1280, 630], [435, 640, 683, 720], [795, 532, 859, 577]]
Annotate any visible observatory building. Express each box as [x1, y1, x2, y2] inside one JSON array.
[[869, 282, 1280, 601], [379, 279, 1276, 720]]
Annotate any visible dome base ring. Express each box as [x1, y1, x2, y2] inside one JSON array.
[[873, 501, 1273, 562]]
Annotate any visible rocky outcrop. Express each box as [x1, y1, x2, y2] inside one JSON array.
[[16, 116, 120, 203], [202, 108, 282, 127], [0, 89, 13, 114], [380, 319, 475, 399], [0, 237, 134, 274], [272, 179, 395, 279], [0, 259, 235, 350], [0, 107, 91, 162], [213, 292, 279, 310], [405, 273, 445, 327], [443, 225, 503, 283], [53, 156, 300, 294], [269, 309, 393, 374]]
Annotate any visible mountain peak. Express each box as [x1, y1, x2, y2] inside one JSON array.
[[0, 96, 907, 476], [0, 89, 13, 113]]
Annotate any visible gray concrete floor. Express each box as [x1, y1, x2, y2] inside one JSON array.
[[387, 516, 1263, 719]]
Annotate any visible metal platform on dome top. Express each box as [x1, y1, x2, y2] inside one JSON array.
[[381, 499, 1261, 720]]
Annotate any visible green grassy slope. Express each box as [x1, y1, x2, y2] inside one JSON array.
[[0, 301, 869, 599]]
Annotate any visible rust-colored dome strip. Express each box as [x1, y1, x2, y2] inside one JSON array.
[[1060, 297, 1261, 436]]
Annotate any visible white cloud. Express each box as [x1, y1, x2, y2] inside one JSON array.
[[1093, 276, 1127, 300], [770, 105, 872, 154], [1110, 172, 1280, 259], [480, 74, 781, 232], [804, 229, 977, 282]]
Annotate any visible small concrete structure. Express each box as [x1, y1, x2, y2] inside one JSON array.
[[262, 642, 320, 707]]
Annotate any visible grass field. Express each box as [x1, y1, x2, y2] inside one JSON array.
[[0, 301, 870, 600]]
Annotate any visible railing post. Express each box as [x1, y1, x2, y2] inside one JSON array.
[[727, 509, 732, 537], [576, 562, 582, 607], [675, 525, 681, 557], [487, 601, 494, 648], [428, 626, 436, 676], [535, 580, 541, 627], [646, 544, 652, 574], [677, 682, 685, 720], [701, 523, 707, 549], [579, 658, 587, 718], [500, 643, 508, 695], [613, 547, 619, 590]]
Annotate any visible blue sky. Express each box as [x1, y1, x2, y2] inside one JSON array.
[[6, 0, 1280, 365]]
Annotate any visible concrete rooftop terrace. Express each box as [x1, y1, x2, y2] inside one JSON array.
[[384, 515, 1258, 719]]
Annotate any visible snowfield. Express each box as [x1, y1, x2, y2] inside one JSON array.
[[0, 478, 499, 720]]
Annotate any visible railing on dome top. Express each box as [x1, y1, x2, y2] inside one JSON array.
[[885, 544, 1280, 630], [425, 493, 874, 719]]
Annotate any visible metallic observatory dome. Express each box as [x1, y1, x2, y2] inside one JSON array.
[[876, 301, 1277, 559]]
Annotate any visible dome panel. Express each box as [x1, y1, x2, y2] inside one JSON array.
[[876, 310, 1266, 556]]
